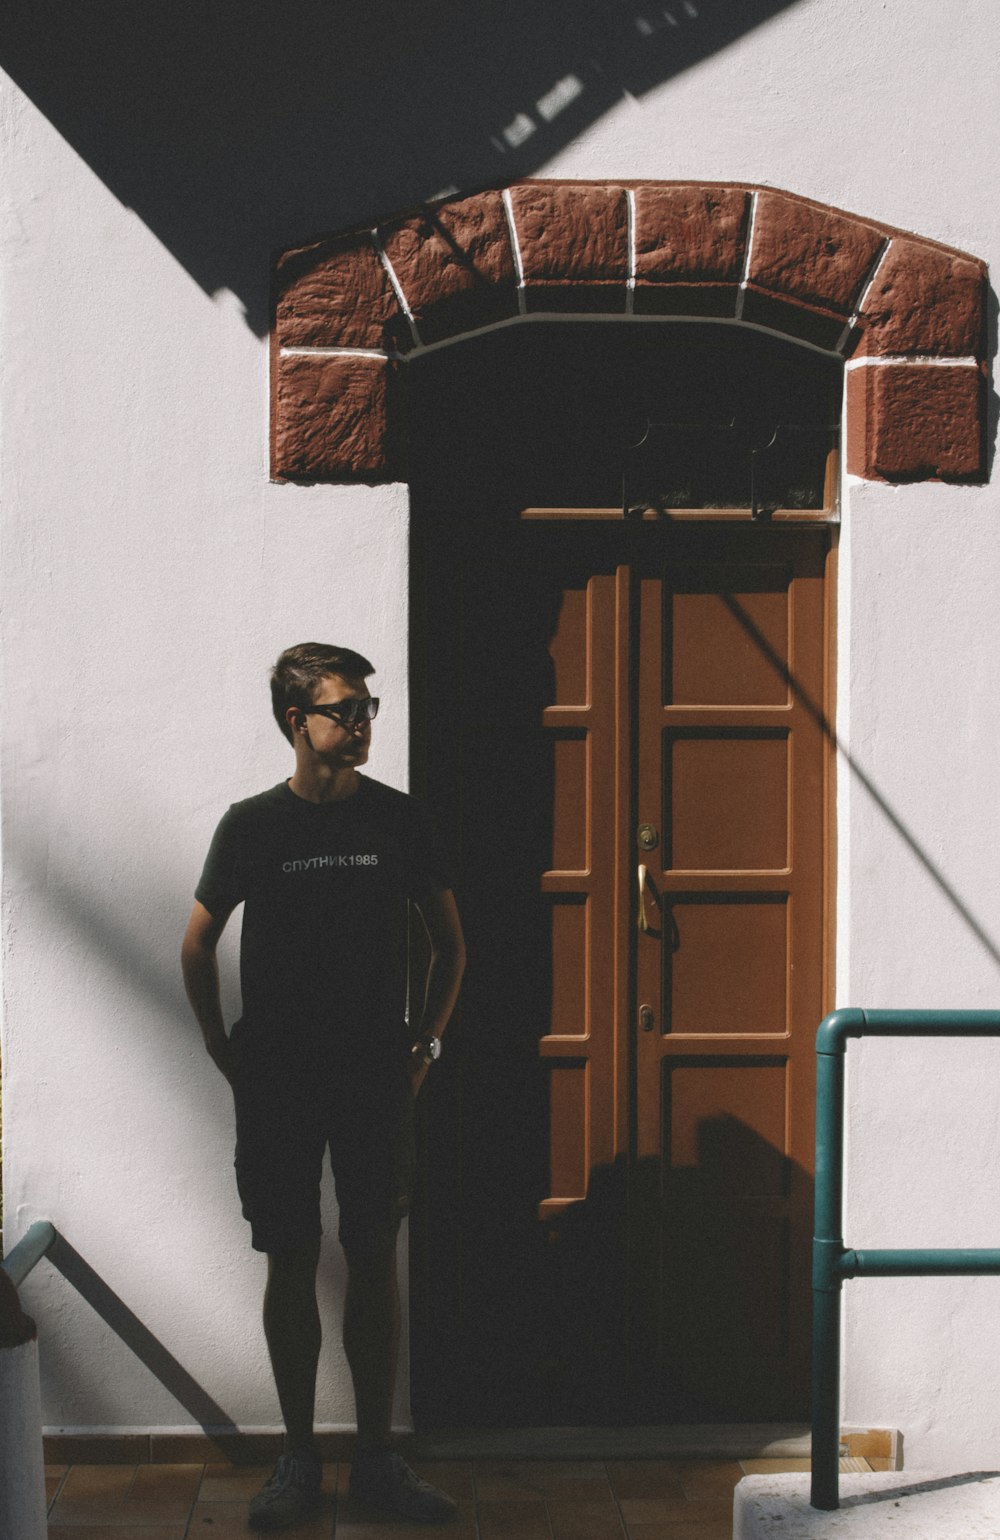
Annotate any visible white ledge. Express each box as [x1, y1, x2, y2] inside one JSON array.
[[736, 1470, 1000, 1539]]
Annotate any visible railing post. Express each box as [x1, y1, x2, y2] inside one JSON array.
[[810, 1279, 841, 1510], [810, 1013, 857, 1511], [0, 1267, 47, 1540]]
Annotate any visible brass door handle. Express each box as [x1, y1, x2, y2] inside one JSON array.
[[638, 863, 654, 933]]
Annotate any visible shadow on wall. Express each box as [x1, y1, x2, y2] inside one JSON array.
[[2, 0, 804, 333], [42, 1229, 270, 1456]]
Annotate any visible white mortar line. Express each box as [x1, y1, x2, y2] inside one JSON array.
[[502, 188, 527, 316], [626, 188, 637, 315], [734, 189, 759, 321], [372, 228, 423, 350], [280, 346, 400, 361], [835, 237, 893, 354], [845, 354, 979, 369]]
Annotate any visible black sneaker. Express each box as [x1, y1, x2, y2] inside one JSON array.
[[349, 1449, 457, 1523], [248, 1447, 323, 1531]]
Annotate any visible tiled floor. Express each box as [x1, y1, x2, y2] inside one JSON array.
[[45, 1456, 879, 1538]]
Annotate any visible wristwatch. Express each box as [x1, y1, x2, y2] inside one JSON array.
[[413, 1035, 443, 1067]]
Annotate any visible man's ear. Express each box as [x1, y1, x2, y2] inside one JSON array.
[[286, 706, 305, 735]]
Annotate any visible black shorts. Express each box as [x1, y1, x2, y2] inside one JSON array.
[[230, 1033, 415, 1257]]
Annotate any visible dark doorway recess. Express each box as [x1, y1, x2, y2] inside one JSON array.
[[408, 323, 835, 1429]]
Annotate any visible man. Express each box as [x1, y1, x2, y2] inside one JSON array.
[[181, 643, 465, 1531]]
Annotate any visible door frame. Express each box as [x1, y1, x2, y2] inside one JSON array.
[[408, 501, 838, 1427]]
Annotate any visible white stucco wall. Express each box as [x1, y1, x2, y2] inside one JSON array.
[[838, 484, 1000, 1468], [2, 0, 999, 1461], [0, 86, 412, 1432]]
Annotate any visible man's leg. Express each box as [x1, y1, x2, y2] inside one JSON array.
[[343, 1239, 455, 1522], [248, 1241, 325, 1530], [342, 1241, 400, 1452], [233, 1059, 326, 1529], [263, 1239, 323, 1452], [337, 1075, 455, 1521]]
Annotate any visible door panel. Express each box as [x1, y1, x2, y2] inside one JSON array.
[[538, 561, 629, 1224], [666, 564, 792, 706], [666, 729, 790, 869], [667, 895, 789, 1036]]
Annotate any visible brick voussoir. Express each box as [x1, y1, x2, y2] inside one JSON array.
[[274, 234, 408, 353], [749, 190, 886, 317], [633, 184, 751, 286], [378, 191, 519, 342], [509, 182, 629, 284], [273, 354, 399, 482], [846, 362, 984, 482], [855, 238, 987, 359]]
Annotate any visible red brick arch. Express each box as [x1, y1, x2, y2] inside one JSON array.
[[271, 181, 988, 486]]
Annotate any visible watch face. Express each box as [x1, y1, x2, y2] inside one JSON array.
[[427, 1037, 442, 1060]]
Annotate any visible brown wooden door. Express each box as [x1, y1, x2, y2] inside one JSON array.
[[411, 513, 831, 1426], [628, 524, 828, 1418]]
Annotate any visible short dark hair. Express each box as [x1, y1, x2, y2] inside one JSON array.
[[270, 643, 375, 744]]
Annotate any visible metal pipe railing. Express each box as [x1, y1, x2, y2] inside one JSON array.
[[0, 1219, 56, 1540], [2, 1220, 56, 1289], [811, 1008, 1000, 1510]]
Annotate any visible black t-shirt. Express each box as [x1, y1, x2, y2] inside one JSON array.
[[195, 776, 450, 1060]]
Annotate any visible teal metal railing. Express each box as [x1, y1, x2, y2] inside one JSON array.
[[1, 1221, 56, 1290], [0, 1220, 57, 1540], [811, 1008, 1000, 1510]]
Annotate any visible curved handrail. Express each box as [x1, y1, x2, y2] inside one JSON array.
[[816, 1008, 1000, 1055]]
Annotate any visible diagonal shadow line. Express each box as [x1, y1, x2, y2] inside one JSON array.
[[7, 836, 194, 1032], [844, 1471, 1000, 1507], [718, 587, 1000, 970], [0, 0, 809, 334], [46, 1230, 271, 1462]]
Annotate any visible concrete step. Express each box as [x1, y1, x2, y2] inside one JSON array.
[[736, 1470, 1000, 1538]]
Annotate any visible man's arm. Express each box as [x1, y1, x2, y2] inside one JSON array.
[[181, 899, 237, 1081], [410, 889, 466, 1091]]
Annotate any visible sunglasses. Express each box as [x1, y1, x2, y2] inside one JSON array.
[[303, 696, 380, 728]]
